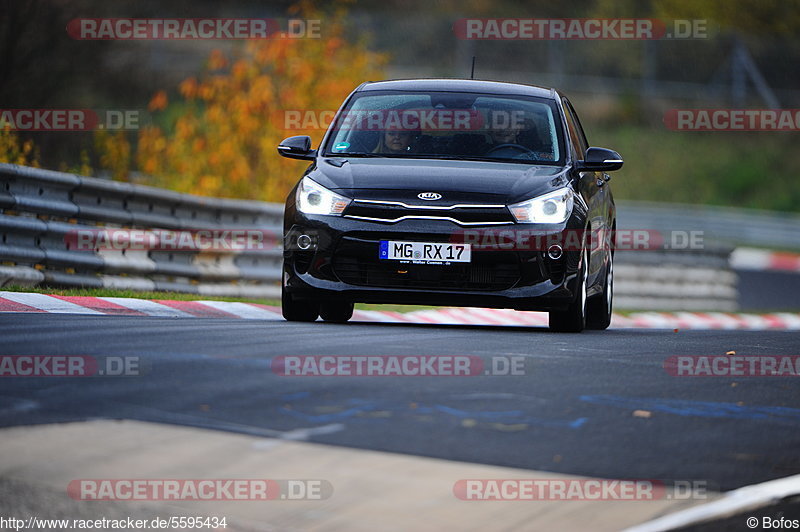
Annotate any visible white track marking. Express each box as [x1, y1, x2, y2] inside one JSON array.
[[735, 313, 771, 330], [772, 313, 800, 329], [629, 312, 678, 329], [194, 300, 283, 320], [251, 423, 346, 448], [2, 291, 799, 329], [610, 314, 636, 328], [705, 312, 747, 329], [405, 309, 460, 324], [352, 309, 397, 322], [437, 307, 494, 325], [0, 292, 103, 314], [624, 473, 800, 532], [514, 311, 550, 326], [99, 297, 194, 317], [468, 308, 531, 326]]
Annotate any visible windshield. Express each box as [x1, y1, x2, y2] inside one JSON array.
[[323, 90, 565, 165]]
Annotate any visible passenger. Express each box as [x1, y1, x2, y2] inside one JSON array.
[[374, 125, 418, 154], [518, 115, 554, 158]]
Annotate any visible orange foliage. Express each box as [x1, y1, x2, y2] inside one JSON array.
[[0, 127, 39, 167], [148, 90, 168, 112], [94, 130, 131, 181], [108, 3, 386, 201]]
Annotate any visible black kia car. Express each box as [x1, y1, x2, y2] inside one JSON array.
[[278, 79, 622, 332]]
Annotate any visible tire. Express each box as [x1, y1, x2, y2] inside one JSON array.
[[281, 285, 319, 322], [586, 251, 613, 330], [319, 301, 354, 323], [549, 250, 588, 332]]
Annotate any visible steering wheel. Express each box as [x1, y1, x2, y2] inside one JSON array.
[[485, 143, 536, 159]]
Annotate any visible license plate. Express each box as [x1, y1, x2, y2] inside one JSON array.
[[379, 240, 471, 265]]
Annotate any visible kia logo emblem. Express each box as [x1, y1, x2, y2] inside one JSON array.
[[418, 192, 442, 201]]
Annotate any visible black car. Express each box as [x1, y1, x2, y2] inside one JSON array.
[[278, 79, 622, 332]]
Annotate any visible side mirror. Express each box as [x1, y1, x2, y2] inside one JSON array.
[[578, 147, 623, 172], [278, 135, 317, 160]]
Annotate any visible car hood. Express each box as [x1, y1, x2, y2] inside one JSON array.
[[307, 157, 570, 205]]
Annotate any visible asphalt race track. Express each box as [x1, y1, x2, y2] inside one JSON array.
[[1, 313, 798, 492]]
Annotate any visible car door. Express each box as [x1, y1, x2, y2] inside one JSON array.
[[563, 98, 606, 287]]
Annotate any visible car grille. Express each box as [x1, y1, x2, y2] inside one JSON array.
[[332, 235, 521, 291], [343, 200, 514, 226]]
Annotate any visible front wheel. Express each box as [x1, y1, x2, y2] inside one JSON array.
[[549, 250, 587, 333], [320, 301, 354, 323], [586, 251, 613, 330], [281, 285, 320, 322]]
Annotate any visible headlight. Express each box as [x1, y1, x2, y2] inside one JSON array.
[[296, 177, 350, 215], [508, 187, 574, 223]]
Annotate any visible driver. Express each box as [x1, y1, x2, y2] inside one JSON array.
[[488, 126, 520, 146], [484, 108, 524, 154], [373, 124, 418, 154]]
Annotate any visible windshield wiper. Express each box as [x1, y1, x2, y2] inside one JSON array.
[[327, 152, 386, 158], [326, 152, 554, 164], [416, 154, 540, 164]]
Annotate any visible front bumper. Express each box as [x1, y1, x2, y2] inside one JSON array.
[[283, 211, 585, 312]]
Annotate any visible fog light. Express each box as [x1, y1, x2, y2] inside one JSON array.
[[297, 234, 313, 250], [547, 244, 563, 260]]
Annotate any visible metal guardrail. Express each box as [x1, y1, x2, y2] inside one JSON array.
[[0, 164, 282, 298], [617, 200, 800, 251], [613, 200, 800, 310], [5, 163, 791, 310], [613, 247, 738, 311]]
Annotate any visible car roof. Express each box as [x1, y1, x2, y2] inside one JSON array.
[[358, 79, 558, 99]]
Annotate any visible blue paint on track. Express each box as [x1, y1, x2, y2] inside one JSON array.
[[580, 395, 800, 424]]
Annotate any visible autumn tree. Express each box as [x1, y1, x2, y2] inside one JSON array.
[[118, 3, 386, 202], [0, 128, 39, 167]]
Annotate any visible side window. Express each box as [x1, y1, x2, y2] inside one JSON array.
[[562, 99, 588, 160]]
